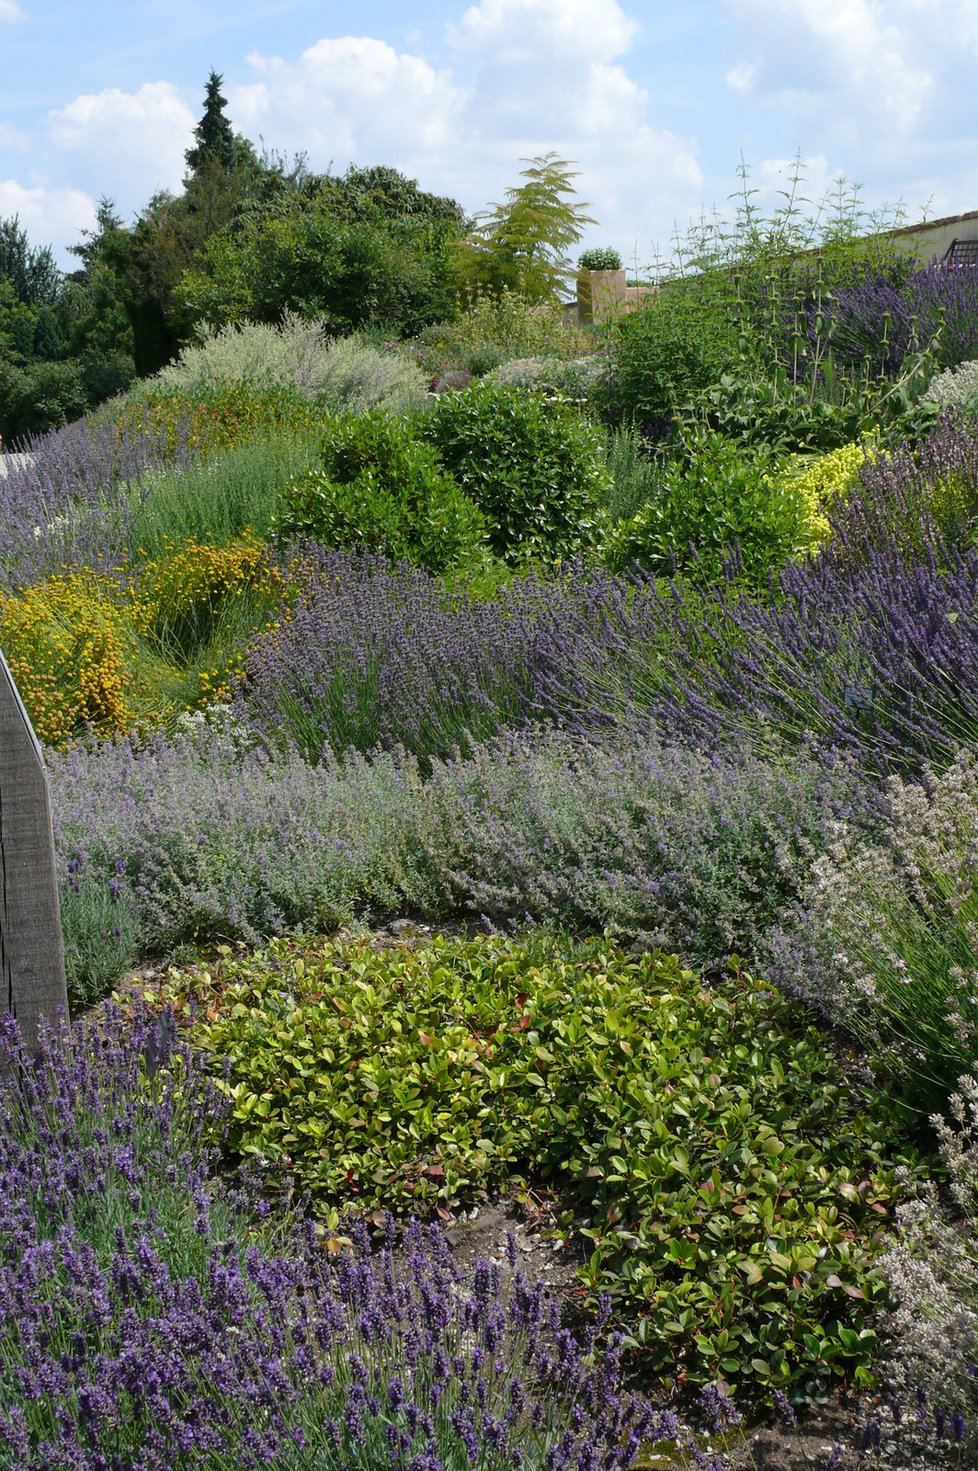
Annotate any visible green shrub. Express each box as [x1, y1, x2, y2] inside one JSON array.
[[274, 411, 488, 574], [312, 334, 430, 417], [423, 381, 609, 563], [162, 930, 912, 1397], [419, 287, 593, 378], [603, 426, 816, 584], [600, 286, 743, 432]]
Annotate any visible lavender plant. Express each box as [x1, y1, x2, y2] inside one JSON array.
[[0, 1003, 661, 1469], [526, 538, 978, 781], [830, 407, 978, 561], [0, 411, 193, 591], [236, 547, 551, 764]]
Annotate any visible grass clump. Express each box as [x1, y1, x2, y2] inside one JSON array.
[[122, 433, 321, 562], [159, 930, 916, 1397]]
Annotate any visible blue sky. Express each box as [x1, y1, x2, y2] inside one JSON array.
[[1, 0, 976, 269]]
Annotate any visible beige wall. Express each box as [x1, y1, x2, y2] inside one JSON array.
[[575, 268, 655, 325], [882, 209, 978, 263]]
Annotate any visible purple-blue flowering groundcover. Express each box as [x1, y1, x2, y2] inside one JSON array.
[[0, 1003, 663, 1470], [0, 411, 193, 592]]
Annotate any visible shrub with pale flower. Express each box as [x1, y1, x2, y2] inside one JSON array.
[[765, 748, 978, 1110], [926, 358, 978, 412], [876, 1072, 978, 1444]]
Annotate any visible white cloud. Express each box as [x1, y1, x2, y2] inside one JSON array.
[[0, 124, 29, 149], [231, 37, 461, 162], [6, 1, 700, 274], [722, 0, 977, 145], [49, 82, 195, 203], [234, 6, 702, 264], [0, 0, 23, 21], [0, 180, 96, 255], [449, 0, 640, 63]]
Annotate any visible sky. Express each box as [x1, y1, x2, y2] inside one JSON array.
[[1, 0, 976, 272]]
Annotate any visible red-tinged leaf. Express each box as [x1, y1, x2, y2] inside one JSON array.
[[514, 994, 528, 1011], [419, 1032, 435, 1047], [843, 1284, 866, 1299], [792, 1275, 803, 1289], [426, 1165, 446, 1178], [436, 1206, 452, 1222], [515, 1013, 531, 1032]]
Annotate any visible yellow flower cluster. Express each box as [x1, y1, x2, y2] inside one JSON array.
[[129, 533, 283, 711], [0, 569, 135, 746], [1, 534, 285, 748], [129, 532, 279, 638], [783, 439, 875, 549]]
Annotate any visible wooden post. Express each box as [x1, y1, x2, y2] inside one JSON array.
[[0, 648, 69, 1048]]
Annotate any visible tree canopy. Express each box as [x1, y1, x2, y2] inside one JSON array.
[[454, 153, 596, 303]]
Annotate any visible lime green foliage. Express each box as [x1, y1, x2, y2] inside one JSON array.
[[603, 427, 814, 585], [162, 931, 912, 1396], [274, 412, 489, 574], [455, 153, 596, 302], [424, 382, 609, 564], [778, 440, 873, 547]]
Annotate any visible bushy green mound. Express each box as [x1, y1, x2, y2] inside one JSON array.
[[274, 410, 488, 573], [424, 381, 609, 563], [160, 932, 913, 1397]]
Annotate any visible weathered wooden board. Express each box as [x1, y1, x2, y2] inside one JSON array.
[[0, 648, 69, 1048]]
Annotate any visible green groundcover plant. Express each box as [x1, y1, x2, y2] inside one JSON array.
[[156, 931, 919, 1397]]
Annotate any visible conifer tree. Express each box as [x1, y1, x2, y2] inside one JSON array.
[[185, 70, 236, 174]]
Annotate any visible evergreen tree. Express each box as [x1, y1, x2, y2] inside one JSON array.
[[0, 215, 63, 307], [185, 70, 236, 174]]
